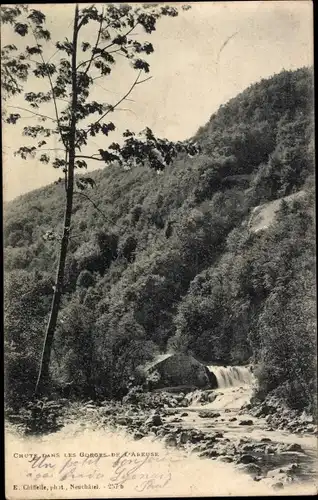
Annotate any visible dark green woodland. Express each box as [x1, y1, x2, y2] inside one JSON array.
[[4, 67, 316, 414]]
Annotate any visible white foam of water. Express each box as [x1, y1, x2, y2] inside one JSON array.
[[203, 386, 254, 410], [5, 422, 317, 498], [208, 365, 255, 388]]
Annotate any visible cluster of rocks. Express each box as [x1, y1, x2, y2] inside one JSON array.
[[62, 392, 190, 433], [198, 410, 221, 419], [242, 396, 317, 434], [184, 389, 218, 406], [130, 410, 306, 490], [102, 401, 308, 490], [124, 387, 219, 409], [60, 392, 314, 492], [259, 463, 302, 491], [122, 387, 190, 409]]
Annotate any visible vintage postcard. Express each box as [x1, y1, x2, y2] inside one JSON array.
[[2, 1, 317, 498]]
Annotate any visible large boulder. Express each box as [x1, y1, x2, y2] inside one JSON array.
[[144, 353, 212, 390], [205, 367, 218, 389]]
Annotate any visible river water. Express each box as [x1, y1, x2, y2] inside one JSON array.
[[207, 365, 254, 389], [6, 421, 317, 499], [5, 366, 318, 498]]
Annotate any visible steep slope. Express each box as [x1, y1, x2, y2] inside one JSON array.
[[248, 190, 306, 233], [4, 67, 315, 411]]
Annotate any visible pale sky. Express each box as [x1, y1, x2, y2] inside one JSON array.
[[2, 1, 313, 201]]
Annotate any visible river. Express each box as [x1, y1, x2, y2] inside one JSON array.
[[5, 365, 318, 498]]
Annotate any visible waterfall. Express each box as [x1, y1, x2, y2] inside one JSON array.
[[207, 365, 254, 389]]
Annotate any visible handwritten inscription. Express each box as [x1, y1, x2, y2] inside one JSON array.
[[110, 452, 172, 491], [27, 455, 105, 482], [11, 449, 178, 493]]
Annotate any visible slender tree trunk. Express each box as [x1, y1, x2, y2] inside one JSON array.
[[35, 4, 79, 396]]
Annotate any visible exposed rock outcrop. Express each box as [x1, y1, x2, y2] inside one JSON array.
[[248, 190, 306, 234], [142, 353, 212, 390]]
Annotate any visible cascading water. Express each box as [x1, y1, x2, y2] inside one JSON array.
[[207, 365, 254, 389], [188, 365, 255, 409]]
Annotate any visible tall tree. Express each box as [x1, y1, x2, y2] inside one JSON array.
[[1, 3, 198, 395]]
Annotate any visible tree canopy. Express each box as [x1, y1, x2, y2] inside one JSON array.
[[3, 50, 315, 410]]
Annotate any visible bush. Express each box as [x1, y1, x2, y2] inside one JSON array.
[[76, 270, 95, 288]]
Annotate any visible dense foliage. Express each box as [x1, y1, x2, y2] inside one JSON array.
[[4, 67, 316, 413], [1, 3, 200, 395]]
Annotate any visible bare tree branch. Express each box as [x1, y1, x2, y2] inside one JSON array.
[[73, 190, 116, 227], [68, 233, 84, 240], [47, 19, 75, 63], [27, 20, 69, 150], [115, 107, 137, 117], [3, 65, 21, 95], [94, 81, 136, 102], [136, 76, 153, 85], [75, 155, 105, 162], [36, 148, 65, 151], [7, 105, 56, 122], [91, 70, 143, 128], [77, 48, 123, 70], [81, 6, 104, 77], [107, 48, 124, 55], [104, 22, 138, 51], [76, 21, 138, 71], [92, 75, 105, 81]]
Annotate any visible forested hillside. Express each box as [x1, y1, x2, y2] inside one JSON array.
[[4, 67, 316, 413]]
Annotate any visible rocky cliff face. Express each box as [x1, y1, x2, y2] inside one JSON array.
[[248, 191, 306, 233]]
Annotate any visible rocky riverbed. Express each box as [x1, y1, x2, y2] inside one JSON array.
[[5, 383, 318, 497], [53, 384, 317, 494]]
